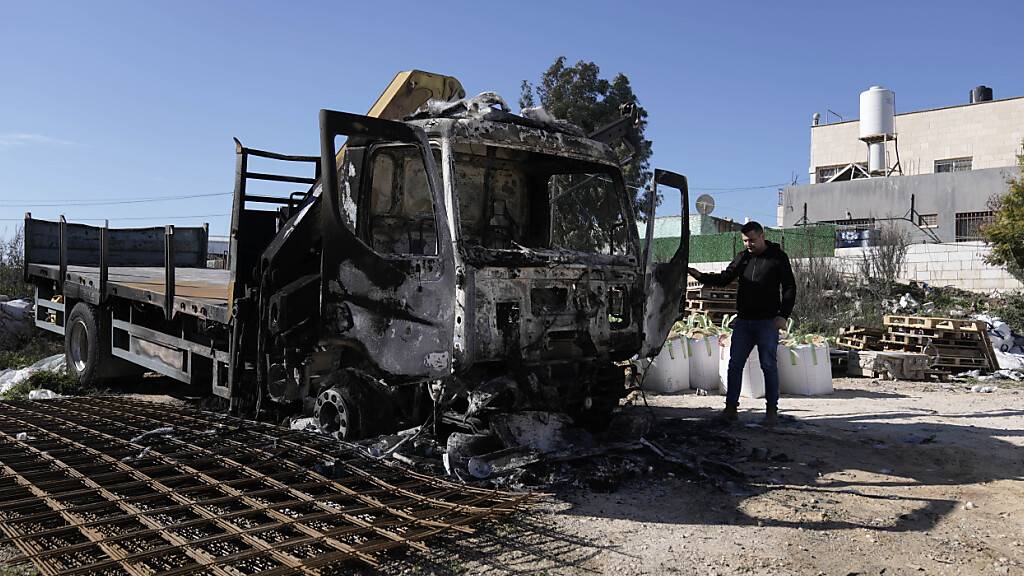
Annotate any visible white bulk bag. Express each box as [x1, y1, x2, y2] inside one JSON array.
[[718, 341, 766, 399], [779, 343, 833, 395], [777, 344, 809, 394], [807, 343, 833, 395], [687, 335, 721, 392], [644, 336, 690, 393]]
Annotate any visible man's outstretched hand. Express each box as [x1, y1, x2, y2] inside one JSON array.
[[687, 267, 702, 280]]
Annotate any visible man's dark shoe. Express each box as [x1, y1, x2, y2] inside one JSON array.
[[715, 405, 738, 423], [763, 406, 778, 426]]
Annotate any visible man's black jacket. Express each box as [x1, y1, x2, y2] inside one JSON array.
[[697, 240, 797, 320]]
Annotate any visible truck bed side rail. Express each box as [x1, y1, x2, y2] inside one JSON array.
[[23, 215, 208, 270], [23, 214, 208, 319]]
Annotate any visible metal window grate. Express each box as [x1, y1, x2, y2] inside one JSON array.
[[918, 213, 939, 228], [955, 211, 993, 241], [935, 157, 972, 173]]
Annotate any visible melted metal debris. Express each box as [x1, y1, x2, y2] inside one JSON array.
[[407, 91, 586, 137]]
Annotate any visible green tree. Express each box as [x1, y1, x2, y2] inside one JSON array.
[[982, 151, 1024, 281], [0, 227, 31, 300], [520, 57, 654, 217]]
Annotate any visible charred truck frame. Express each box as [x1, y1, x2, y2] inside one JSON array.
[[23, 71, 690, 440]]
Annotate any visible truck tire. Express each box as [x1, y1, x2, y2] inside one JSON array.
[[65, 302, 109, 387], [65, 302, 142, 387]]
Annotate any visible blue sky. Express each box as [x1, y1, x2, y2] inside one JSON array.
[[2, 0, 1022, 236]]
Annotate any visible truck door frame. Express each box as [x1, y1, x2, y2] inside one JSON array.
[[318, 110, 457, 380]]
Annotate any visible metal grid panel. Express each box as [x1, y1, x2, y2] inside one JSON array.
[[0, 397, 531, 575]]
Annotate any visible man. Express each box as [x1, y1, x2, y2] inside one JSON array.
[[688, 221, 796, 425]]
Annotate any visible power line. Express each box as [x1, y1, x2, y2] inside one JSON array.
[[0, 214, 229, 222], [690, 182, 792, 192], [0, 192, 231, 208], [618, 178, 805, 195]]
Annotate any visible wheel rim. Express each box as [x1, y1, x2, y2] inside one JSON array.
[[315, 388, 352, 439], [69, 319, 89, 373]]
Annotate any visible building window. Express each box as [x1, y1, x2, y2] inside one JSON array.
[[917, 213, 938, 228], [816, 165, 844, 183], [825, 218, 875, 227], [935, 157, 972, 173], [955, 211, 993, 242]]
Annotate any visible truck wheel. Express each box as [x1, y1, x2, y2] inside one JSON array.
[[65, 302, 108, 387], [315, 384, 361, 440], [65, 302, 143, 387]]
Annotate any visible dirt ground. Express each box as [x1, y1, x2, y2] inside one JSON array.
[[3, 377, 1022, 575], [411, 377, 1024, 576]]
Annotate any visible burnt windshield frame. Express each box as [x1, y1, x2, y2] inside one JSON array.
[[450, 143, 634, 259]]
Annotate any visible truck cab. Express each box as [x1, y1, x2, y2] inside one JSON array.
[[267, 96, 691, 438]]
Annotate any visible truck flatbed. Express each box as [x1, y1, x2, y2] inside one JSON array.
[[26, 263, 230, 322]]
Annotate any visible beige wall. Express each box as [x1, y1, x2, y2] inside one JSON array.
[[810, 97, 1024, 182]]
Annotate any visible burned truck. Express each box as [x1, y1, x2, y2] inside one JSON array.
[[23, 74, 689, 440]]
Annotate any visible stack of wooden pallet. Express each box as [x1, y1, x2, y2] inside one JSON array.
[[881, 315, 998, 374], [684, 277, 738, 323], [836, 326, 885, 351]]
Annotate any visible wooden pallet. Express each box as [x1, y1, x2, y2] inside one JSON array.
[[836, 336, 881, 351], [836, 336, 868, 351], [685, 293, 736, 305], [931, 356, 989, 369], [839, 325, 885, 338], [685, 310, 733, 323], [882, 332, 983, 346], [687, 300, 737, 313], [883, 315, 984, 333], [687, 285, 737, 295], [886, 331, 984, 344]]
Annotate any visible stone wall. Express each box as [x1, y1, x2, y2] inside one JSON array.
[[691, 242, 1021, 293]]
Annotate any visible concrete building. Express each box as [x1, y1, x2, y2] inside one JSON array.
[[780, 89, 1023, 240], [777, 86, 1022, 291]]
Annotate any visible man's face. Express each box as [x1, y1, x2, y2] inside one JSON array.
[[742, 230, 766, 255]]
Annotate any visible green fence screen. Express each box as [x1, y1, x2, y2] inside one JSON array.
[[650, 224, 836, 263]]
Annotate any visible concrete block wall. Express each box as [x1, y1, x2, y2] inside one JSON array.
[[691, 243, 1021, 293]]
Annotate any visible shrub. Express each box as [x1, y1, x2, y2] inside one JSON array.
[[1, 370, 86, 400]]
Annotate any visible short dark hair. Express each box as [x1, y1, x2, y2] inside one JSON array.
[[740, 221, 764, 235]]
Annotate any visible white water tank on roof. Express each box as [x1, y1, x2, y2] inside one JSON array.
[[859, 86, 895, 139]]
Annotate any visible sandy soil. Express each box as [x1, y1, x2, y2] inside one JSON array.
[[412, 377, 1024, 576]]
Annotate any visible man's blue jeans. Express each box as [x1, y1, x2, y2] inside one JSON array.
[[726, 318, 780, 409]]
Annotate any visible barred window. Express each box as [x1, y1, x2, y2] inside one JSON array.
[[935, 157, 972, 173], [918, 213, 938, 228], [955, 211, 993, 242]]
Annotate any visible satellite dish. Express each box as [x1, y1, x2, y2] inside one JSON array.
[[696, 194, 715, 216]]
